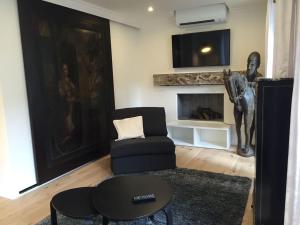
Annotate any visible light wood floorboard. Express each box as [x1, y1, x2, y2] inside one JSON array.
[[0, 146, 255, 225]]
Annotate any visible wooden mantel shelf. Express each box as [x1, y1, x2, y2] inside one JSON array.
[[153, 71, 243, 86]]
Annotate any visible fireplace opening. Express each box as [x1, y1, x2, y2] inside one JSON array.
[[177, 93, 224, 121]]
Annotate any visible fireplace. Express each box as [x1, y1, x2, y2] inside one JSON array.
[[177, 94, 224, 121]]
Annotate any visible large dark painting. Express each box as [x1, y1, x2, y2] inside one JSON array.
[[17, 0, 114, 184]]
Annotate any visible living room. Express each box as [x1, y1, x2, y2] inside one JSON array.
[[0, 0, 299, 225]]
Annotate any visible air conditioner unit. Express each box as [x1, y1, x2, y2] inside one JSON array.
[[175, 3, 228, 27]]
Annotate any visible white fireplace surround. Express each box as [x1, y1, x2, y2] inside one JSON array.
[[163, 85, 234, 124], [160, 84, 240, 148], [167, 90, 231, 150]]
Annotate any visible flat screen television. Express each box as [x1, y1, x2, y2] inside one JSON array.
[[172, 29, 230, 68]]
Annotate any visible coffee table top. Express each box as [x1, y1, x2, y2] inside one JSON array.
[[51, 187, 98, 219], [93, 175, 173, 221]]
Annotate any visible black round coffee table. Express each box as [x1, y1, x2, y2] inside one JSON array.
[[50, 187, 98, 225], [93, 175, 173, 225]]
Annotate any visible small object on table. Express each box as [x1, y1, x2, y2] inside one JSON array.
[[132, 193, 156, 203], [50, 187, 98, 225]]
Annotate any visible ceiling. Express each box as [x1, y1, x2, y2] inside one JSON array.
[[84, 0, 267, 14]]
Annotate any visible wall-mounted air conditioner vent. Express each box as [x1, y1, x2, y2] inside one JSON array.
[[175, 3, 228, 27]]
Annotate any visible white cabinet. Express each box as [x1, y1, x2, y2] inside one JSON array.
[[167, 120, 231, 150]]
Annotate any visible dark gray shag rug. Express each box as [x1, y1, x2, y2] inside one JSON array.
[[36, 168, 251, 225]]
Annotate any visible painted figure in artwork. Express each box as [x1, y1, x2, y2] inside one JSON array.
[[223, 52, 261, 157], [58, 63, 77, 144], [84, 34, 104, 105]]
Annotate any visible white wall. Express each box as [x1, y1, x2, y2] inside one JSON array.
[[110, 4, 267, 126], [0, 0, 142, 200], [0, 0, 142, 199], [110, 23, 143, 108], [0, 0, 266, 198], [0, 0, 36, 199], [0, 84, 9, 193]]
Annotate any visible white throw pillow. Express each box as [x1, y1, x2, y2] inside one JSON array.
[[113, 116, 145, 141]]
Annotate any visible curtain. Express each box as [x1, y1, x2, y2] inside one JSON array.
[[285, 0, 300, 224], [267, 0, 300, 224], [265, 0, 275, 78], [270, 0, 300, 225], [272, 0, 296, 79], [285, 56, 300, 225]]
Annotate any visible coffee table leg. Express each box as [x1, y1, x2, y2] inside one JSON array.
[[102, 216, 109, 225], [50, 201, 58, 225], [163, 207, 173, 225]]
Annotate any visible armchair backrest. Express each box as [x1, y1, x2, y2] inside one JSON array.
[[112, 107, 168, 139]]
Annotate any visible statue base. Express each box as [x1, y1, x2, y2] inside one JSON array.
[[237, 146, 255, 157]]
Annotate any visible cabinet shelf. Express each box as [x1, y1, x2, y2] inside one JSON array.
[[167, 120, 231, 150]]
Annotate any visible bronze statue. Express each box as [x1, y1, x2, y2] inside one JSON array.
[[223, 52, 261, 157]]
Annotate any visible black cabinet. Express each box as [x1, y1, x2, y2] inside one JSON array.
[[255, 79, 293, 225]]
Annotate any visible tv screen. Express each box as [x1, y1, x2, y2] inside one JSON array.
[[172, 29, 230, 68]]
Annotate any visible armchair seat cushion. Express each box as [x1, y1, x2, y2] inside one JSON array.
[[111, 136, 175, 158]]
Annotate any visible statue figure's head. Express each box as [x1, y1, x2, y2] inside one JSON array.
[[247, 52, 260, 77]]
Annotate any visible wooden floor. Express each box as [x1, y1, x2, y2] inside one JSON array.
[[0, 146, 255, 225]]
